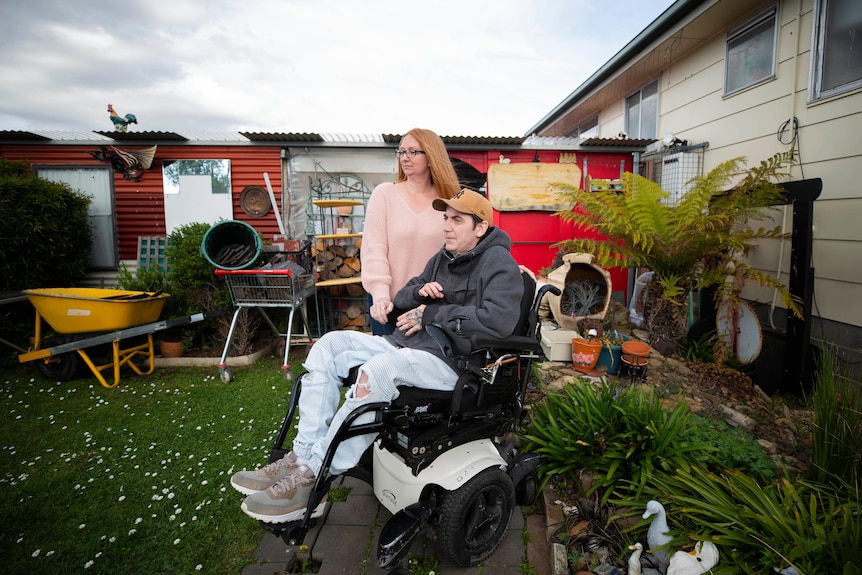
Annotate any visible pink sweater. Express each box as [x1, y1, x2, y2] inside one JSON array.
[[361, 182, 444, 303]]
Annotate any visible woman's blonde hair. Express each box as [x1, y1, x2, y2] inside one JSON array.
[[395, 128, 460, 199]]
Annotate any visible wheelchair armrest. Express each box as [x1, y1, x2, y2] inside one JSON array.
[[426, 322, 473, 357]]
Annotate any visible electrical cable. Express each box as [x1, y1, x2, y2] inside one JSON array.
[[769, 117, 807, 330]]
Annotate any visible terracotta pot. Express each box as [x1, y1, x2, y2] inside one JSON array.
[[621, 340, 650, 359], [571, 338, 602, 373], [159, 340, 185, 358]]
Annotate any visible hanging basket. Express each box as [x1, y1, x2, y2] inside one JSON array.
[[571, 338, 603, 373], [547, 253, 612, 331]]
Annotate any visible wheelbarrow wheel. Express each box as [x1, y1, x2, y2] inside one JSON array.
[[36, 336, 80, 382]]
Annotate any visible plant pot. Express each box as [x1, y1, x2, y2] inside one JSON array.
[[571, 338, 603, 373], [159, 339, 185, 358], [620, 340, 650, 381], [596, 334, 629, 375]]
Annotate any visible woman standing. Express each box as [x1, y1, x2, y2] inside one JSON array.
[[361, 128, 461, 335]]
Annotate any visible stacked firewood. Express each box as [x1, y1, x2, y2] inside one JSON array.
[[311, 238, 369, 331]]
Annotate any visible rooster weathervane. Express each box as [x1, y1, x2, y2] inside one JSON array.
[[107, 103, 137, 132]]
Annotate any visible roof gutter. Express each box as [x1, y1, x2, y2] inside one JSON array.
[[526, 0, 707, 136]]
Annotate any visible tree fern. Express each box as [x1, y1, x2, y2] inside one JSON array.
[[551, 152, 800, 351]]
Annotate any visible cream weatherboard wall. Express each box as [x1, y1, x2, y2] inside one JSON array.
[[572, 0, 861, 357]]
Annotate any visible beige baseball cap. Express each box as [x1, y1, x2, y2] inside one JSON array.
[[432, 189, 493, 223]]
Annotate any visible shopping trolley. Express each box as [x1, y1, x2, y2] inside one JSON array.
[[215, 261, 315, 383]]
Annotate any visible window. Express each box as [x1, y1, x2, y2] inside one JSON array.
[[577, 116, 598, 139], [161, 160, 232, 234], [724, 5, 778, 96], [625, 79, 658, 139], [35, 166, 117, 270], [810, 0, 862, 101]]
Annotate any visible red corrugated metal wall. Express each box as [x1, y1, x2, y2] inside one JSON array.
[[448, 149, 634, 300], [2, 144, 283, 260]]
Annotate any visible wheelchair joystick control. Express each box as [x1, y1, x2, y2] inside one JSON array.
[[452, 315, 468, 336]]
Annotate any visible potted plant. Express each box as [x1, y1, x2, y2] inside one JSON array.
[[551, 152, 802, 356], [571, 320, 603, 374]]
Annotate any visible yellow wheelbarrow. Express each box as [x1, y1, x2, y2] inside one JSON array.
[[18, 288, 216, 388]]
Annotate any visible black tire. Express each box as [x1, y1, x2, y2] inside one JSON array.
[[35, 336, 80, 382], [436, 467, 515, 567], [515, 474, 537, 506]]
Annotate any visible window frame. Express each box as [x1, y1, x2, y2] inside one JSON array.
[[723, 4, 779, 97], [809, 0, 862, 102], [624, 78, 659, 140]]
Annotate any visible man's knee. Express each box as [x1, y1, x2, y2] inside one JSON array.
[[353, 371, 371, 399]]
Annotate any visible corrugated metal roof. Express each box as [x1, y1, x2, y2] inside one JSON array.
[[320, 133, 387, 144], [23, 130, 114, 142], [0, 130, 52, 141], [93, 130, 189, 141], [1, 130, 605, 149], [174, 130, 250, 141], [241, 132, 324, 142], [521, 135, 581, 149], [442, 135, 526, 146], [580, 137, 654, 149]]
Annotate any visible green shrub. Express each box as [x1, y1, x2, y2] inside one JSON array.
[[632, 466, 862, 574], [680, 414, 775, 482], [677, 329, 717, 363], [0, 158, 92, 290], [808, 347, 862, 488], [519, 381, 708, 504]]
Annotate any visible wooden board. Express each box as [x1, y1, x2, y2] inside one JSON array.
[[487, 163, 582, 212], [312, 199, 364, 208]]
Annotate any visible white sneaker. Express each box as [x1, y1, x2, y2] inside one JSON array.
[[230, 452, 300, 495], [240, 465, 326, 524]]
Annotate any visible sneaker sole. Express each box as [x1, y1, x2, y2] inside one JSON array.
[[230, 478, 273, 496], [241, 498, 327, 524]]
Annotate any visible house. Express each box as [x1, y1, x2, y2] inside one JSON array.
[[1, 130, 649, 313], [528, 0, 862, 386]]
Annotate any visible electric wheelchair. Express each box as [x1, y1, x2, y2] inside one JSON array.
[[260, 274, 559, 571]]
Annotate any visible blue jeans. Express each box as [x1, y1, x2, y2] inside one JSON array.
[[294, 330, 457, 476]]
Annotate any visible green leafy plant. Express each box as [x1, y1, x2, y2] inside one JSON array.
[[0, 158, 93, 291], [519, 381, 708, 505], [626, 466, 862, 575], [679, 415, 775, 481], [551, 152, 802, 355], [807, 347, 862, 487], [677, 329, 717, 363]]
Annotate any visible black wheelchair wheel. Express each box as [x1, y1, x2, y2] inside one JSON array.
[[436, 467, 515, 567], [35, 336, 80, 382]]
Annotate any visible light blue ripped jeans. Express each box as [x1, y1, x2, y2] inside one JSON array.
[[294, 330, 458, 477]]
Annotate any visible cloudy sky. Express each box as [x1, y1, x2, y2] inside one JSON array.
[[0, 0, 675, 137]]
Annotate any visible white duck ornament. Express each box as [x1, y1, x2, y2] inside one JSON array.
[[643, 500, 673, 566], [666, 540, 720, 574], [628, 542, 643, 575]]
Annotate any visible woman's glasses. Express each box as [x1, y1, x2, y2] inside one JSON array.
[[395, 149, 426, 158]]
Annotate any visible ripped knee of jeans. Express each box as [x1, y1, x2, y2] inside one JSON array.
[[353, 370, 372, 399]]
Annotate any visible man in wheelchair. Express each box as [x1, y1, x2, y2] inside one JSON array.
[[232, 189, 524, 518]]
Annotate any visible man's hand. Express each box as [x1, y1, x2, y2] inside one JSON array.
[[418, 282, 444, 299], [396, 305, 426, 336]]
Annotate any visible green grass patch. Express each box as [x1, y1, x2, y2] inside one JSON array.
[[1, 355, 302, 575]]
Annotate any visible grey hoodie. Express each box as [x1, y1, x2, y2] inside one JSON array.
[[385, 226, 524, 367]]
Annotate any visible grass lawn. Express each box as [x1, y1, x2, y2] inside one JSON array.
[[1, 354, 302, 575]]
